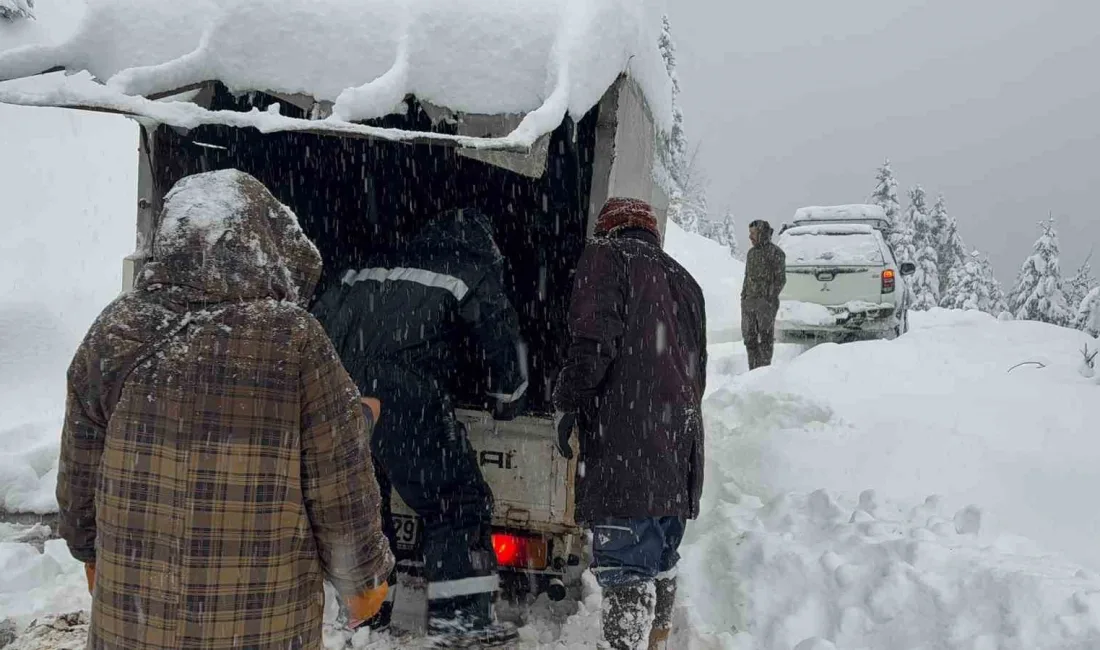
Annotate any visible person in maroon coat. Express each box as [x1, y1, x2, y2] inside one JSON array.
[[553, 198, 707, 650]]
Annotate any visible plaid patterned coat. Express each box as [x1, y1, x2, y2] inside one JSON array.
[[57, 170, 394, 649]]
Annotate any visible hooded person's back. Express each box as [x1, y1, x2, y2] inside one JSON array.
[[313, 208, 525, 416], [311, 208, 526, 642], [56, 170, 393, 650]]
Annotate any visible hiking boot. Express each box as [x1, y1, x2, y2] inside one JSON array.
[[602, 581, 656, 650], [426, 590, 518, 649], [423, 621, 519, 648], [648, 576, 676, 649]]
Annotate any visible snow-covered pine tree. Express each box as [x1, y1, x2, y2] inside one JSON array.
[[0, 0, 34, 21], [941, 251, 989, 312], [1009, 218, 1073, 326], [930, 194, 968, 303], [678, 155, 708, 233], [1077, 286, 1100, 338], [658, 15, 686, 179], [720, 209, 741, 259], [979, 254, 1010, 315], [870, 159, 902, 235], [907, 185, 940, 310], [1065, 254, 1096, 318], [657, 15, 704, 232]]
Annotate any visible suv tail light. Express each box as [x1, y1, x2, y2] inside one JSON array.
[[882, 269, 896, 294], [492, 533, 549, 570]]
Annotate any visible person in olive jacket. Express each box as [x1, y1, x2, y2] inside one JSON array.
[[741, 219, 786, 369], [553, 198, 707, 650]]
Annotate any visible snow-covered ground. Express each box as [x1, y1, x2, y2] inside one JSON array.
[[665, 220, 746, 344], [5, 121, 1100, 648], [0, 104, 134, 515], [667, 224, 1100, 649]]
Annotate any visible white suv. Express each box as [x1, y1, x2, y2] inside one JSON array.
[[775, 218, 915, 342]]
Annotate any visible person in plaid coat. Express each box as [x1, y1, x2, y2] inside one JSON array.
[[56, 170, 394, 649]]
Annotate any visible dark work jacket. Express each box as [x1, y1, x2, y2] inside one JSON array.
[[554, 229, 707, 520], [742, 237, 787, 303], [312, 209, 526, 425]]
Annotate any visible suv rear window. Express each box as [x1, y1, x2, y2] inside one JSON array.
[[777, 228, 885, 266]]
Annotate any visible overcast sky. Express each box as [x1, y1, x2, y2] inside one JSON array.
[[668, 0, 1099, 284]]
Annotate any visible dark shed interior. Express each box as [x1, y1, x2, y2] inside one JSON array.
[[148, 85, 599, 414]]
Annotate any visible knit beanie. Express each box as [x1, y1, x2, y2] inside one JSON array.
[[594, 198, 660, 241]]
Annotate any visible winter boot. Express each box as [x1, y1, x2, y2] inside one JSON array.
[[425, 592, 519, 648], [423, 622, 519, 649], [601, 581, 657, 650], [648, 576, 676, 650]]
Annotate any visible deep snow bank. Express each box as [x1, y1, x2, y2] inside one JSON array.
[[0, 534, 90, 629], [679, 487, 1100, 649], [702, 308, 1100, 571], [664, 220, 744, 343], [0, 105, 135, 513]]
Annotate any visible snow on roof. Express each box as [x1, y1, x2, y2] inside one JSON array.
[[792, 205, 888, 223], [778, 224, 885, 266], [0, 0, 83, 50], [783, 224, 877, 236], [0, 0, 673, 149]]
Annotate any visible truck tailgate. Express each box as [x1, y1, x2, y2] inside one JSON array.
[[783, 265, 886, 307], [390, 409, 577, 536]]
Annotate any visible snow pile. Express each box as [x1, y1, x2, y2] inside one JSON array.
[[3, 612, 88, 650], [703, 308, 1100, 571], [0, 0, 84, 51], [664, 220, 746, 344], [778, 301, 836, 327], [679, 487, 1100, 649], [0, 105, 135, 515], [0, 539, 89, 630], [791, 204, 888, 224], [0, 0, 672, 148], [778, 227, 886, 267]]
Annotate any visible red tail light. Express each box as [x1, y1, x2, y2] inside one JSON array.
[[882, 269, 896, 293], [492, 533, 549, 570]]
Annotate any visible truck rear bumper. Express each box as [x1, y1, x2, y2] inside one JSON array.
[[385, 408, 582, 601], [778, 305, 900, 341]]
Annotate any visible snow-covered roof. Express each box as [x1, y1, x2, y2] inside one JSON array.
[[783, 224, 877, 236], [792, 205, 888, 223], [0, 0, 673, 151], [778, 224, 886, 266]]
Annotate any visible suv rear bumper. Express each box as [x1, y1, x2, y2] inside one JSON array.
[[777, 301, 901, 339]]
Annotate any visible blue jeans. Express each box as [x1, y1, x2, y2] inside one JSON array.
[[591, 517, 686, 588]]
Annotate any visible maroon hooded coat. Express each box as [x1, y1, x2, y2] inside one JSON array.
[[554, 201, 707, 521]]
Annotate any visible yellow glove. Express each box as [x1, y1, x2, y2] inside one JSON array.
[[346, 583, 389, 628]]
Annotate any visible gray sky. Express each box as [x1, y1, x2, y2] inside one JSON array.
[[669, 0, 1100, 285]]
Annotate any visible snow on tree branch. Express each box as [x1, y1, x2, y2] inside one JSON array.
[[0, 0, 34, 21], [1077, 286, 1100, 338], [656, 14, 708, 233], [1066, 253, 1097, 324]]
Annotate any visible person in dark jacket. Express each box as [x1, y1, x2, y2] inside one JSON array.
[[553, 198, 707, 650], [741, 219, 786, 370], [312, 208, 526, 646]]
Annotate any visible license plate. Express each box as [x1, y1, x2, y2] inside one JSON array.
[[392, 514, 421, 551]]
